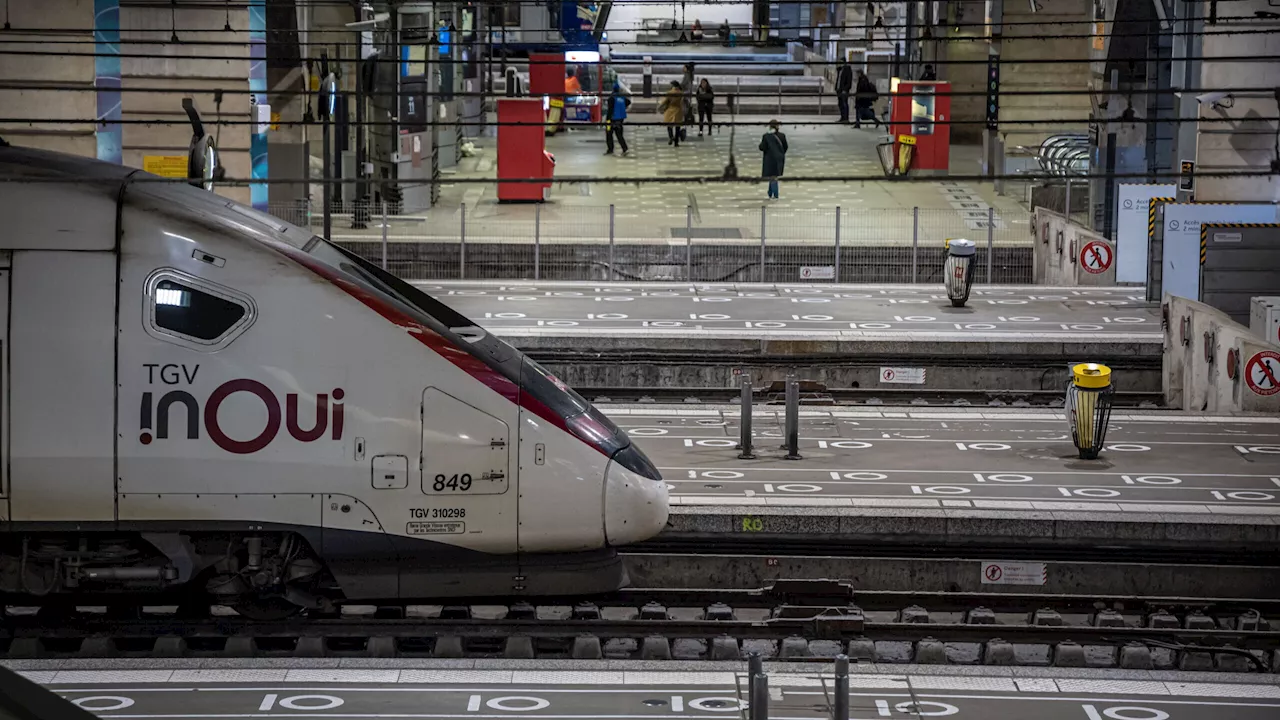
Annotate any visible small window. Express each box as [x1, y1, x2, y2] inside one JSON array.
[[154, 279, 246, 340], [145, 270, 255, 351]]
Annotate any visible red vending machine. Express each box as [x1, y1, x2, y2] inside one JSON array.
[[528, 52, 566, 134], [497, 98, 555, 202], [889, 80, 951, 175]]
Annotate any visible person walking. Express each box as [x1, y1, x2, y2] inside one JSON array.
[[604, 82, 630, 155], [759, 119, 788, 199], [835, 57, 854, 123], [696, 78, 715, 135], [659, 80, 685, 146], [854, 70, 881, 128]]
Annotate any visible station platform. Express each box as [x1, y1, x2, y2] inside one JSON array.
[[13, 661, 1280, 719], [602, 405, 1280, 595], [427, 281, 1162, 393]]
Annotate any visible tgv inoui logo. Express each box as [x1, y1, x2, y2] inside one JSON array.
[[138, 364, 344, 454]]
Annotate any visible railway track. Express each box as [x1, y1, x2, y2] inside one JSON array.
[[4, 581, 1277, 670]]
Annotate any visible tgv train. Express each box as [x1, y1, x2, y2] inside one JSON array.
[[0, 142, 667, 617]]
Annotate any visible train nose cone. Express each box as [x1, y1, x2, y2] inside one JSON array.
[[604, 463, 670, 546]]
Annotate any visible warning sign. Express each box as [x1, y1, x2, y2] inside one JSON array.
[[142, 155, 187, 178], [1244, 350, 1280, 397], [981, 561, 1047, 586], [880, 367, 926, 384], [1079, 240, 1112, 274]]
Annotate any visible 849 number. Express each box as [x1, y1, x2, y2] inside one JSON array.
[[432, 473, 473, 492]]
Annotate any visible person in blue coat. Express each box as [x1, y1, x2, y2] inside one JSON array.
[[759, 119, 788, 199], [605, 82, 630, 156]]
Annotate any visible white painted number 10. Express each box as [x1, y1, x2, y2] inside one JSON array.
[[1082, 705, 1169, 720]]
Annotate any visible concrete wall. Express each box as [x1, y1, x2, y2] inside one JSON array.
[[1163, 294, 1280, 414], [120, 5, 252, 205], [0, 2, 253, 205], [943, 32, 987, 146], [0, 0, 96, 156], [1032, 207, 1117, 286], [999, 0, 1093, 152], [1195, 2, 1280, 203], [606, 1, 752, 43]]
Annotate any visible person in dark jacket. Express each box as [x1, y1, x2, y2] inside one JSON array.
[[604, 82, 629, 156], [696, 78, 715, 135], [854, 70, 881, 128], [920, 64, 937, 81], [681, 63, 696, 138], [759, 119, 788, 200], [835, 58, 854, 123]]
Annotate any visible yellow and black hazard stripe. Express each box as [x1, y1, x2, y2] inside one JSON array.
[[1199, 222, 1280, 264], [1148, 197, 1174, 243]]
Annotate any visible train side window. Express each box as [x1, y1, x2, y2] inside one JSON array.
[[144, 269, 256, 351]]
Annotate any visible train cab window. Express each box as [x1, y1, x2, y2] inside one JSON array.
[[145, 270, 255, 350]]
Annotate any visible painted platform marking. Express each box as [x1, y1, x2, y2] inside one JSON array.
[[1083, 705, 1169, 720], [72, 697, 134, 711]]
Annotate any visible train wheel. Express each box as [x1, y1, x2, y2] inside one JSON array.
[[232, 595, 303, 621]]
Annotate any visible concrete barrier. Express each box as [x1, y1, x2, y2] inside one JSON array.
[[1032, 207, 1117, 286], [1163, 294, 1280, 413]]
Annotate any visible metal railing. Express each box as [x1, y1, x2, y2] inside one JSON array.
[[267, 202, 1033, 284]]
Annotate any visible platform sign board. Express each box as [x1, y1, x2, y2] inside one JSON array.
[[799, 266, 835, 280], [879, 367, 926, 384], [142, 155, 187, 178], [1162, 203, 1279, 301], [1115, 183, 1176, 282], [981, 561, 1046, 586]]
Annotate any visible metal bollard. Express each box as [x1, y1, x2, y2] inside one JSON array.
[[911, 206, 919, 283], [833, 207, 841, 280], [759, 208, 767, 282], [748, 650, 763, 681], [686, 204, 694, 281], [782, 375, 801, 460], [380, 200, 388, 270], [737, 376, 755, 459], [534, 203, 542, 280], [608, 204, 616, 279], [986, 207, 995, 283], [751, 672, 769, 720], [459, 202, 467, 279], [833, 654, 849, 720]]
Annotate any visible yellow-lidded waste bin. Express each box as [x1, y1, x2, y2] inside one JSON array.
[[1066, 363, 1114, 460]]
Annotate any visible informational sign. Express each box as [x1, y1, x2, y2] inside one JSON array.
[[1244, 350, 1280, 397], [981, 561, 1047, 586], [142, 155, 187, 178], [1179, 159, 1196, 193], [1079, 240, 1112, 274], [799, 266, 835, 280], [1114, 183, 1176, 283], [880, 367, 926, 384], [1162, 204, 1279, 300]]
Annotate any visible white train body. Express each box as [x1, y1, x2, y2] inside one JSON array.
[[0, 145, 667, 607]]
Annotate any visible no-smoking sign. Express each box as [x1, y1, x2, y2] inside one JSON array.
[[1079, 240, 1112, 274], [1245, 350, 1280, 396]]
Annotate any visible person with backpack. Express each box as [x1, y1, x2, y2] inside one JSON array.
[[659, 80, 685, 147], [759, 119, 788, 199], [835, 58, 854, 123], [604, 82, 630, 156], [854, 70, 881, 128]]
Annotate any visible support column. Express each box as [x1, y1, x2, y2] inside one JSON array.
[[94, 0, 122, 164], [249, 0, 269, 209]]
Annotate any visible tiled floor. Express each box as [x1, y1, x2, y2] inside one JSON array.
[[326, 115, 1032, 247]]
